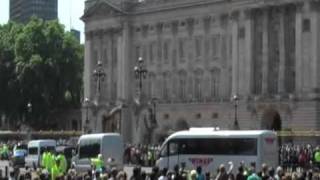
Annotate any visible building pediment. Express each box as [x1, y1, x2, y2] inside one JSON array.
[[81, 0, 125, 22]]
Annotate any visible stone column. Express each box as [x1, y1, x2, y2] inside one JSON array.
[[309, 2, 319, 92], [116, 21, 132, 142], [84, 31, 93, 101], [278, 8, 285, 94], [295, 3, 303, 95], [231, 11, 239, 96], [261, 9, 269, 95], [243, 10, 253, 97]]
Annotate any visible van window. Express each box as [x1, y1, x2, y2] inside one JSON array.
[[40, 146, 56, 154], [28, 147, 38, 155], [79, 139, 100, 159], [166, 138, 257, 156]]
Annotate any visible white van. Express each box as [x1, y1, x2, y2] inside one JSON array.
[[72, 133, 124, 172], [156, 129, 278, 173], [25, 139, 56, 168]]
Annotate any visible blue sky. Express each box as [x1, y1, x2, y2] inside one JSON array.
[[0, 0, 86, 43]]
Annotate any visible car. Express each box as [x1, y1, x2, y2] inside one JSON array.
[[10, 149, 26, 168]]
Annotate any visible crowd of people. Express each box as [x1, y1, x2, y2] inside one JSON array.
[[279, 144, 320, 172], [3, 142, 320, 179], [124, 144, 160, 167]]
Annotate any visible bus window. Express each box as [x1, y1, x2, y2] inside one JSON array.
[[177, 138, 257, 155], [160, 144, 168, 157], [169, 142, 178, 155]]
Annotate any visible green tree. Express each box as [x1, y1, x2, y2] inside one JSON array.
[[0, 18, 83, 129]]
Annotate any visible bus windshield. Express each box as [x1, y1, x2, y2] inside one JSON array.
[[163, 138, 257, 156]]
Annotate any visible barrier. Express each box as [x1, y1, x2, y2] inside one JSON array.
[[0, 131, 82, 141]]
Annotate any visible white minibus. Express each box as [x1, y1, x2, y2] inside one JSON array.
[[156, 129, 278, 173], [25, 139, 56, 168], [72, 133, 124, 172]]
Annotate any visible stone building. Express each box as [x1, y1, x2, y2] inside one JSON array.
[[82, 0, 320, 143], [10, 0, 58, 23]]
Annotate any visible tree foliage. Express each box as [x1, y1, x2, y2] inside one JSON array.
[[0, 18, 83, 129]]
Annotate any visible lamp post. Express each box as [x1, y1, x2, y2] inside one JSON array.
[[93, 60, 106, 95], [24, 102, 32, 123], [134, 57, 148, 93], [83, 98, 90, 133], [232, 94, 240, 130]]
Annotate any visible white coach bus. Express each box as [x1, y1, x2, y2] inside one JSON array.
[[156, 128, 278, 173]]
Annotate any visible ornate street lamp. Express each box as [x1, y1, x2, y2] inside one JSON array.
[[134, 57, 148, 93], [232, 94, 240, 130], [93, 60, 106, 94], [27, 102, 32, 113]]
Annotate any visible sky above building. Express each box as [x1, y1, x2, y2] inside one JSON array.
[[0, 0, 86, 43]]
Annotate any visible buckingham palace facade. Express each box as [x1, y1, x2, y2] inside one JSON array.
[[82, 0, 320, 143]]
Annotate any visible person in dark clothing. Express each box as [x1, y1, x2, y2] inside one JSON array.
[[236, 166, 246, 180], [149, 166, 160, 180]]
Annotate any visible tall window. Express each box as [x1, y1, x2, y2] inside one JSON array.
[[211, 35, 220, 60], [195, 37, 202, 59], [178, 71, 187, 100], [179, 38, 185, 61], [194, 70, 203, 100], [157, 42, 162, 62], [149, 42, 154, 64], [148, 73, 156, 98], [210, 68, 220, 98], [162, 72, 170, 100], [135, 45, 141, 60], [163, 40, 170, 63]]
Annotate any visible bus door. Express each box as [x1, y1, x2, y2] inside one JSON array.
[[261, 135, 278, 168], [168, 140, 179, 170]]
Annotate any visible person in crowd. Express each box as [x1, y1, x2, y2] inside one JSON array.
[[235, 166, 246, 180], [91, 154, 105, 173], [247, 167, 261, 180], [258, 163, 269, 180], [130, 166, 142, 180], [190, 170, 197, 180], [196, 166, 205, 180], [274, 166, 284, 180], [158, 168, 168, 180], [56, 152, 67, 175], [215, 164, 228, 180]]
